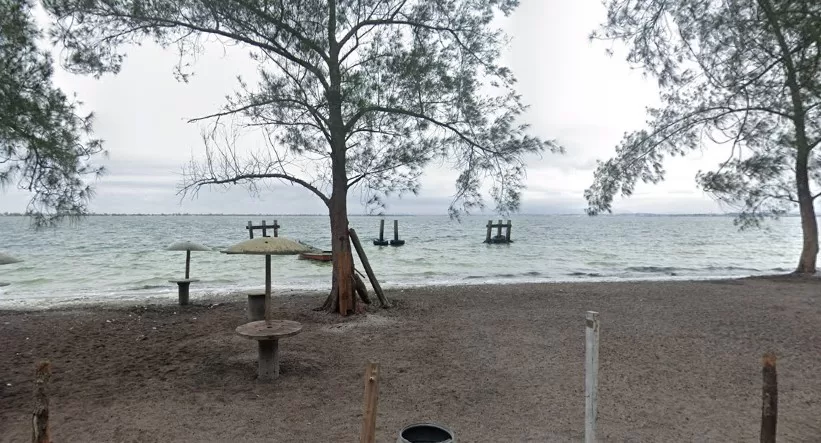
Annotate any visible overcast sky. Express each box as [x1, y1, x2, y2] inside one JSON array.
[[2, 0, 737, 215]]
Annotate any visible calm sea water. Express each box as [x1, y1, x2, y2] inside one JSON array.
[[0, 214, 804, 308]]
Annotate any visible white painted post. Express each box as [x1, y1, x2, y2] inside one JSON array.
[[585, 311, 600, 443]]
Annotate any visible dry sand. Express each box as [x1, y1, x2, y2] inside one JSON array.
[[1, 277, 819, 442]]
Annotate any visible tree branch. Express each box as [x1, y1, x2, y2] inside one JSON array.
[[184, 172, 330, 206]]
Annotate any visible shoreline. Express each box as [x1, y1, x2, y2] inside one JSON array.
[[1, 272, 814, 311], [1, 277, 819, 441]]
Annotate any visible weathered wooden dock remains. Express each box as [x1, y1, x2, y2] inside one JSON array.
[[373, 219, 404, 246], [484, 219, 513, 244], [246, 220, 280, 238]]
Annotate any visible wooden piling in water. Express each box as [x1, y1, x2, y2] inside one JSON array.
[[486, 220, 492, 243], [761, 352, 777, 443], [360, 362, 380, 443]]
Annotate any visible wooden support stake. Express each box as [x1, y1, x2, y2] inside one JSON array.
[[247, 221, 254, 239], [486, 220, 492, 243], [761, 352, 777, 443], [32, 361, 51, 443], [585, 311, 600, 443], [264, 254, 272, 322], [379, 219, 385, 242], [393, 220, 399, 241], [497, 219, 503, 237], [261, 220, 268, 237], [185, 250, 191, 280], [505, 221, 512, 243], [273, 219, 279, 237], [360, 362, 380, 443], [350, 228, 390, 307]]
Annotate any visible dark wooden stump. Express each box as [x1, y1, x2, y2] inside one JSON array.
[[761, 352, 777, 443], [32, 361, 51, 443]]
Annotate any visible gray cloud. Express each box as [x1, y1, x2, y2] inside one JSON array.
[[1, 1, 729, 216]]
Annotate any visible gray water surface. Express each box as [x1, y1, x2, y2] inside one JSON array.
[[0, 214, 803, 307]]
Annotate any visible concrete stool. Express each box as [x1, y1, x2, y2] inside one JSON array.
[[247, 293, 266, 321], [235, 320, 302, 381], [168, 278, 199, 305]]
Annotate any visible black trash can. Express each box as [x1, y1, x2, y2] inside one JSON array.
[[397, 423, 454, 443]]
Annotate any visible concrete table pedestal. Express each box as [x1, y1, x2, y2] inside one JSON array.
[[168, 279, 199, 305], [236, 320, 302, 381], [247, 293, 266, 321]]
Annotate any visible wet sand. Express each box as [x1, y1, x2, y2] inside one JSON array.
[[1, 277, 819, 442]]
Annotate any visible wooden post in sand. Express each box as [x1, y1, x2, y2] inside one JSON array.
[[585, 311, 600, 443], [761, 352, 777, 443], [32, 361, 51, 443], [360, 362, 381, 443]]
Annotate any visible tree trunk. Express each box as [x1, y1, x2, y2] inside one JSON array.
[[327, 194, 355, 315], [794, 149, 818, 274], [322, 0, 357, 313], [759, 0, 818, 274]]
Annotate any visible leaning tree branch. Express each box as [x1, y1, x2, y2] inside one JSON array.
[[183, 172, 330, 206], [344, 105, 502, 155]]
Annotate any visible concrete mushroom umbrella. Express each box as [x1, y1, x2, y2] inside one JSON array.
[[0, 253, 22, 287], [223, 236, 311, 381], [166, 241, 211, 305]]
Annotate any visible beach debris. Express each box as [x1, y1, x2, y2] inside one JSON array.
[[484, 219, 513, 244]]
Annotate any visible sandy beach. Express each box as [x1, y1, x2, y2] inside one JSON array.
[[1, 277, 819, 442]]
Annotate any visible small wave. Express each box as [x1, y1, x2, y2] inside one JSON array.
[[463, 275, 484, 280], [625, 266, 679, 274], [705, 266, 760, 272], [567, 272, 602, 277], [522, 271, 542, 277], [493, 273, 516, 278], [128, 284, 166, 291]]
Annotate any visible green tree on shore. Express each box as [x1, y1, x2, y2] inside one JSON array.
[[0, 0, 104, 225], [585, 0, 821, 274], [43, 0, 558, 313]]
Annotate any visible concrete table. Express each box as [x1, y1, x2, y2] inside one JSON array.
[[236, 320, 302, 381], [168, 278, 200, 305]]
